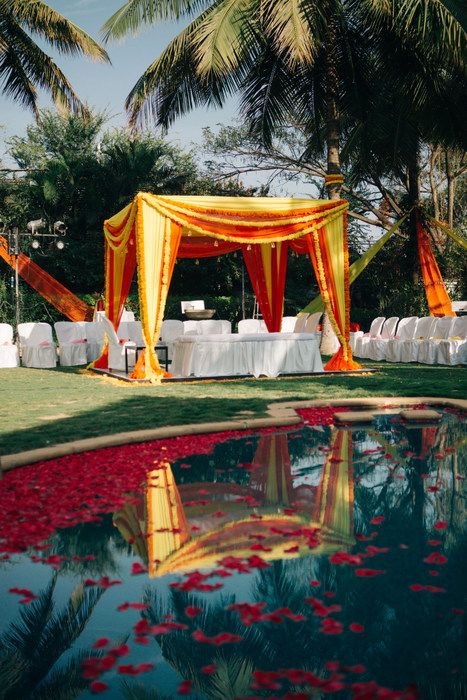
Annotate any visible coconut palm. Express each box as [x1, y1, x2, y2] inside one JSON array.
[[0, 0, 109, 118], [101, 0, 466, 199], [0, 573, 105, 699]]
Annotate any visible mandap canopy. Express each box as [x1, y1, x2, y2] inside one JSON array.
[[94, 193, 361, 381]]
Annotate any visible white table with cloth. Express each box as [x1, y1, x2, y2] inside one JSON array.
[[171, 332, 324, 378]]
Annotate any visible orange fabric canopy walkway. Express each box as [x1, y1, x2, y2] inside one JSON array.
[[0, 235, 93, 322], [95, 193, 361, 381]]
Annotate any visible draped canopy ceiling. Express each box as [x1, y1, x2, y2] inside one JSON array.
[[94, 193, 361, 381]]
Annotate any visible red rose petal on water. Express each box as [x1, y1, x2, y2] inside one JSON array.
[[90, 681, 109, 694], [131, 562, 147, 575], [355, 568, 386, 577], [369, 516, 385, 524], [434, 521, 448, 530], [201, 664, 217, 674], [177, 680, 192, 695], [349, 623, 365, 633], [93, 637, 110, 649], [185, 606, 203, 618]]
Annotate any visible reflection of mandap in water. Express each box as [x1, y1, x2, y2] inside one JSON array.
[[113, 430, 355, 577]]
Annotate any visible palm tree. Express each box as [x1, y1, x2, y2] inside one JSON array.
[[0, 573, 105, 699], [0, 0, 109, 118], [101, 0, 465, 200]]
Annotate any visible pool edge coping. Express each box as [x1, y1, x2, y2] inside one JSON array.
[[1, 396, 466, 472]]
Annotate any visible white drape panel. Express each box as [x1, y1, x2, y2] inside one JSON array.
[[171, 332, 324, 378]]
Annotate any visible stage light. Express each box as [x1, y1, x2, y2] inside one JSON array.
[[27, 218, 47, 234], [31, 239, 40, 249], [56, 239, 65, 250], [54, 221, 67, 235]]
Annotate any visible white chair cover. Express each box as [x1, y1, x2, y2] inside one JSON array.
[[399, 316, 436, 363], [161, 320, 184, 360], [366, 317, 399, 361], [238, 319, 264, 334], [18, 322, 57, 368], [281, 316, 297, 333], [54, 321, 87, 366], [198, 320, 231, 335], [435, 316, 467, 365], [76, 321, 106, 362], [417, 316, 455, 364], [99, 315, 136, 371], [0, 323, 19, 368], [120, 309, 135, 322], [385, 317, 418, 363], [304, 312, 322, 334], [293, 314, 309, 333], [354, 317, 386, 357]]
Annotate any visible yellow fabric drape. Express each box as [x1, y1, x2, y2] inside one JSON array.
[[427, 216, 467, 250]]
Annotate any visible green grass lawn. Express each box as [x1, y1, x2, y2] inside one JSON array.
[[0, 363, 465, 455]]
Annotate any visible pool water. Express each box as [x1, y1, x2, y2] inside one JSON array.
[[0, 408, 465, 699]]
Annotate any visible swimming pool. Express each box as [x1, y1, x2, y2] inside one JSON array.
[[0, 406, 465, 699]]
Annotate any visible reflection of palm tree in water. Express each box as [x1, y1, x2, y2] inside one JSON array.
[[0, 574, 105, 700]]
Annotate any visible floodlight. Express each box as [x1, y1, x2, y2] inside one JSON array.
[[56, 239, 65, 250], [54, 221, 67, 235], [27, 218, 47, 234], [31, 239, 40, 250]]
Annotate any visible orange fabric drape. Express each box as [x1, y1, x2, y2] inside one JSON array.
[[0, 236, 93, 321], [416, 215, 455, 317], [305, 214, 360, 370], [242, 242, 289, 332]]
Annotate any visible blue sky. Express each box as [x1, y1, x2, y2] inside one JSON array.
[[0, 0, 237, 161]]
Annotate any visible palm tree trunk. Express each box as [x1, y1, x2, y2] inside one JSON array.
[[320, 18, 343, 354], [325, 16, 341, 202], [407, 152, 421, 284]]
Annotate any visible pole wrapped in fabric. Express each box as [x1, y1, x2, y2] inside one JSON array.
[[416, 213, 455, 317], [305, 215, 360, 370]]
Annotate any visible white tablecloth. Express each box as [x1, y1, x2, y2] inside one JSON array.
[[171, 332, 324, 378]]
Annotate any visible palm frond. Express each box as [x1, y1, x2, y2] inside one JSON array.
[[101, 0, 213, 42], [0, 0, 109, 61], [260, 0, 324, 67], [120, 679, 171, 700]]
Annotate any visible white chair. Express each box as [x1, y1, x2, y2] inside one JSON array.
[[353, 317, 386, 358], [120, 309, 135, 322], [281, 316, 297, 333], [160, 320, 184, 360], [417, 316, 455, 365], [293, 314, 309, 333], [99, 315, 135, 372], [386, 317, 418, 363], [0, 323, 19, 368], [198, 320, 231, 335], [436, 316, 467, 365], [76, 321, 105, 362], [18, 322, 57, 368], [398, 316, 436, 363], [54, 322, 88, 366], [238, 319, 263, 334], [366, 317, 399, 361], [304, 312, 322, 334], [181, 300, 205, 313]]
